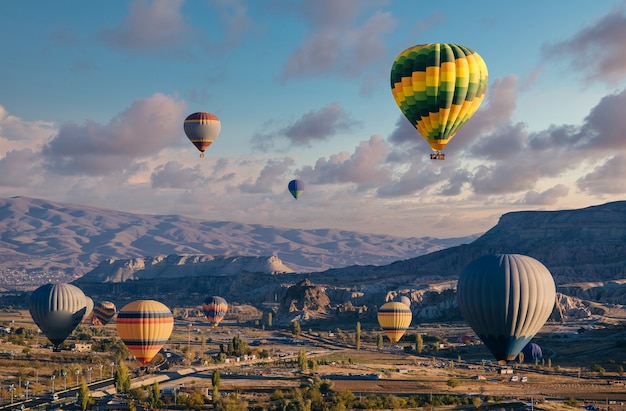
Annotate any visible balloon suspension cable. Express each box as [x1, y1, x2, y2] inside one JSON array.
[[430, 152, 445, 160]]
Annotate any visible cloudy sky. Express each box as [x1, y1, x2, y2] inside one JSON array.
[[1, 0, 626, 238]]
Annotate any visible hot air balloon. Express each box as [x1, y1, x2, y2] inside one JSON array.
[[183, 112, 221, 158], [82, 296, 94, 323], [390, 43, 488, 160], [457, 254, 556, 364], [202, 296, 228, 327], [394, 295, 411, 308], [377, 301, 412, 344], [457, 334, 474, 344], [520, 342, 543, 363], [92, 301, 117, 326], [29, 283, 88, 347], [288, 179, 304, 200], [116, 300, 174, 365]]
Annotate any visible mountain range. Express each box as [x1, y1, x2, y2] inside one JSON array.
[[71, 200, 626, 326], [0, 196, 477, 289], [2, 196, 626, 327]]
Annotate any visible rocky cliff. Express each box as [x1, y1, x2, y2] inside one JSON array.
[[78, 254, 294, 283]]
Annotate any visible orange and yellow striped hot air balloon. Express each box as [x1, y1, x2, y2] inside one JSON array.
[[377, 301, 412, 344], [116, 300, 174, 365], [92, 301, 116, 326], [201, 296, 228, 327]]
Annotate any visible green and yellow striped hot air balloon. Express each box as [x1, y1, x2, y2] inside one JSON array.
[[116, 300, 174, 365], [390, 43, 488, 159], [377, 301, 412, 344]]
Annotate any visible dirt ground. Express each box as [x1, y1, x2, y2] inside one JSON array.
[[3, 308, 626, 410]]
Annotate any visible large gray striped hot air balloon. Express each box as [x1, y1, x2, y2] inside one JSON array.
[[29, 283, 88, 347], [456, 254, 556, 364]]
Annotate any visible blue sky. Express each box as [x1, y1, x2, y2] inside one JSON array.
[[1, 0, 626, 238]]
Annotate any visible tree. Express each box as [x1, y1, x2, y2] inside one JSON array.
[[78, 380, 91, 411], [218, 393, 248, 411], [212, 369, 221, 404], [376, 333, 383, 349], [472, 396, 483, 409], [415, 333, 423, 354], [114, 361, 131, 394], [298, 348, 308, 371], [291, 320, 301, 336], [447, 378, 460, 388], [201, 331, 206, 357], [355, 322, 361, 350], [212, 369, 221, 388], [148, 381, 160, 409]]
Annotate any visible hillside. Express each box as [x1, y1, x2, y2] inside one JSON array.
[[362, 200, 626, 285], [0, 196, 477, 289], [71, 200, 626, 326]]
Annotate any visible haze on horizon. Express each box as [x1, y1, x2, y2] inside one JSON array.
[[1, 1, 626, 239]]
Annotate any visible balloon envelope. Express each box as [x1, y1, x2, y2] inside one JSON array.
[[116, 300, 174, 365], [394, 295, 411, 308], [521, 342, 543, 362], [377, 301, 412, 343], [457, 254, 556, 363], [457, 334, 474, 344], [92, 301, 117, 325], [183, 112, 221, 157], [390, 43, 488, 153], [288, 179, 305, 200], [29, 283, 88, 347], [202, 296, 228, 327], [82, 296, 94, 323]]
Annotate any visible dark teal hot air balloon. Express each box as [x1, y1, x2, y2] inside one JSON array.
[[288, 179, 304, 200], [29, 283, 88, 347], [457, 254, 556, 364]]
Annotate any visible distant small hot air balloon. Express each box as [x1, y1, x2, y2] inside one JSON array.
[[184, 112, 221, 158], [116, 300, 174, 365], [457, 254, 556, 364], [92, 301, 117, 326], [377, 301, 412, 344], [202, 296, 228, 327], [520, 342, 543, 363], [29, 283, 88, 347], [457, 334, 474, 344], [394, 295, 411, 308], [288, 179, 304, 200], [390, 43, 488, 159]]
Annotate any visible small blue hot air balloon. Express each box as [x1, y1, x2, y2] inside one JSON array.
[[288, 179, 304, 200]]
